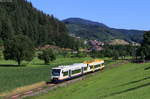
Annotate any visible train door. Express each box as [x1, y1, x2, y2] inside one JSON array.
[[87, 64, 90, 71], [81, 67, 84, 75], [69, 70, 72, 77]]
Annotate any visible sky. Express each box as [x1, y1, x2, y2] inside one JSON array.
[[27, 0, 150, 30]]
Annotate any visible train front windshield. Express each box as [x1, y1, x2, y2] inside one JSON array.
[[52, 69, 61, 76]]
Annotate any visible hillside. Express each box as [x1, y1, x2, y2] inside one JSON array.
[[0, 0, 76, 48], [63, 18, 144, 43], [107, 39, 130, 45], [25, 62, 150, 99]]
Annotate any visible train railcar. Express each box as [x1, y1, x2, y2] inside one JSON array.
[[51, 59, 104, 82]]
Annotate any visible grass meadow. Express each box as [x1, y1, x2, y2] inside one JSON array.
[[25, 62, 150, 99], [0, 57, 93, 96]]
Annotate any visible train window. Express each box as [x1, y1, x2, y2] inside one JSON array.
[[88, 65, 93, 69], [90, 66, 93, 69], [95, 65, 100, 68], [52, 69, 61, 76], [84, 67, 87, 71], [63, 71, 68, 76], [72, 69, 81, 74]]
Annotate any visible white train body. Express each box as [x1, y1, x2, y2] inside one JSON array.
[[51, 59, 104, 81]]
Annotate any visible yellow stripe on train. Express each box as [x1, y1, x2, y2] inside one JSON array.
[[84, 59, 104, 64]]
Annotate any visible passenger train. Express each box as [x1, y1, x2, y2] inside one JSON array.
[[51, 59, 104, 82]]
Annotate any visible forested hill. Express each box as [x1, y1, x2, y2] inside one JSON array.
[[0, 0, 77, 48], [63, 18, 144, 43]]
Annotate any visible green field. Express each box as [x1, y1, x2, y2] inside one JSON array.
[[25, 62, 150, 99], [0, 57, 93, 94]]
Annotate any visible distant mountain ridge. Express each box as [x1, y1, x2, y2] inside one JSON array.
[[64, 18, 108, 28], [63, 18, 144, 43]]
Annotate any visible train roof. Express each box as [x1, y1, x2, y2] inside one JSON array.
[[87, 60, 104, 66], [52, 59, 104, 71], [84, 59, 104, 64], [52, 63, 87, 71]]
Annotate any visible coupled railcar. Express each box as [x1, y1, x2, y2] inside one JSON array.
[[51, 59, 104, 82]]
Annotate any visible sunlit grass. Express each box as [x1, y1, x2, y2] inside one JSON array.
[[25, 62, 150, 99]]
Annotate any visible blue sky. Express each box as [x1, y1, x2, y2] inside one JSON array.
[[27, 0, 150, 30]]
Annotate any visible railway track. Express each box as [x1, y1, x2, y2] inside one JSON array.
[[3, 60, 129, 99], [4, 74, 89, 99]]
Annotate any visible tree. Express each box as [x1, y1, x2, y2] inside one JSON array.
[[0, 51, 3, 60], [140, 51, 145, 62], [120, 50, 127, 60], [136, 31, 150, 60], [75, 51, 87, 58], [113, 51, 119, 60], [142, 31, 150, 59], [0, 39, 3, 46], [0, 39, 3, 60], [0, 19, 14, 41], [3, 34, 35, 66], [38, 49, 56, 64]]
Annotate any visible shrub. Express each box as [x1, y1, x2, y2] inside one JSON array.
[[38, 49, 56, 64]]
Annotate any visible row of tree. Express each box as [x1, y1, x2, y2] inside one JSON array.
[[89, 45, 137, 60], [1, 31, 150, 66], [89, 31, 150, 61], [0, 34, 57, 65]]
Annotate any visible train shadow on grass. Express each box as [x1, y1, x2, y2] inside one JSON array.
[[118, 76, 150, 87], [144, 66, 150, 70], [99, 82, 150, 98], [99, 76, 150, 98]]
